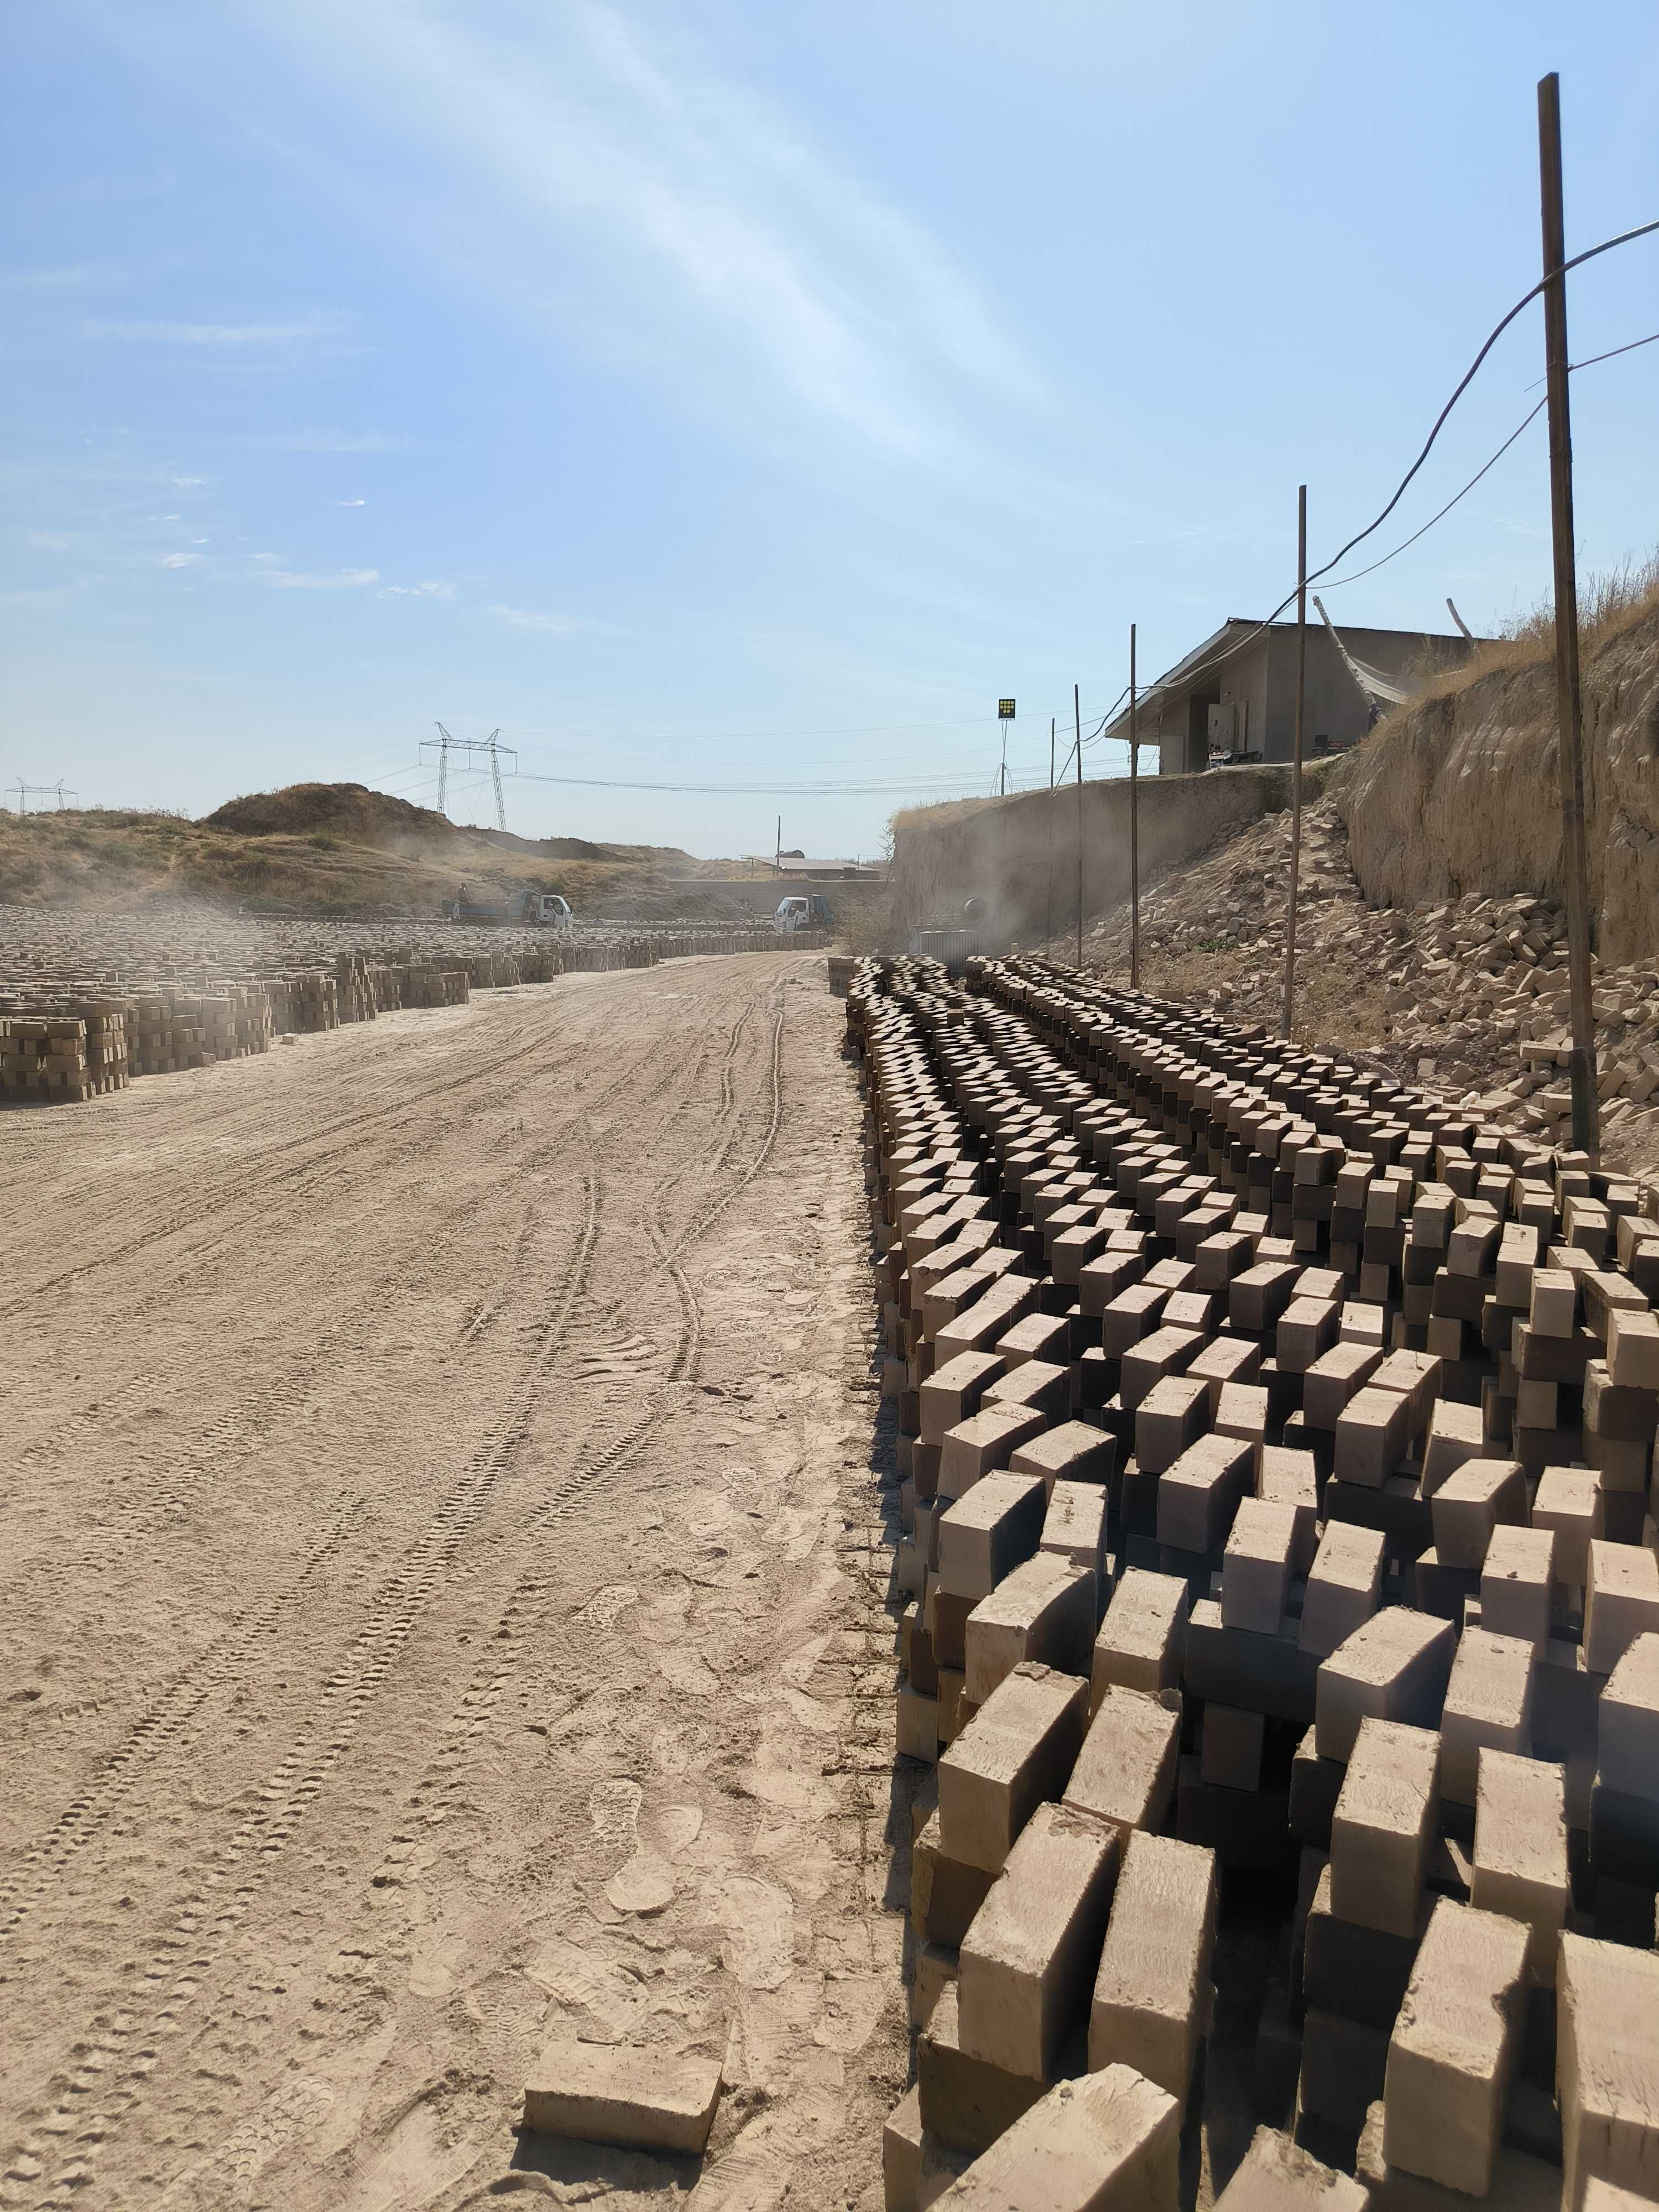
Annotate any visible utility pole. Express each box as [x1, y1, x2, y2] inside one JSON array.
[[1129, 623, 1140, 990], [489, 734, 506, 832], [776, 815, 781, 873], [1538, 71, 1599, 1156], [1073, 683, 1084, 971], [1045, 716, 1056, 956], [425, 726, 516, 828], [1281, 487, 1308, 1040]]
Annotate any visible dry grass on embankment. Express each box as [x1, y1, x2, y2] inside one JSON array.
[[0, 784, 727, 919]]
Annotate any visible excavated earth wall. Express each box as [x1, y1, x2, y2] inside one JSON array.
[[1339, 604, 1659, 967]]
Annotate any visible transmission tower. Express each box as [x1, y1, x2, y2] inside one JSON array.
[[421, 725, 515, 830], [9, 781, 77, 813]]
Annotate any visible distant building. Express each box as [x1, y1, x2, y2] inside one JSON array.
[[1100, 613, 1486, 775]]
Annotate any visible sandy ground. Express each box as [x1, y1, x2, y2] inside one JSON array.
[[0, 952, 909, 2212]]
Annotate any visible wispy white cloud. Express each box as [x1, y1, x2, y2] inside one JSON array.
[[263, 565, 380, 589], [160, 552, 199, 569], [255, 427, 407, 453], [83, 314, 354, 347], [379, 578, 453, 598], [338, 497, 367, 506], [245, 1, 1037, 463], [174, 474, 207, 487], [487, 604, 608, 636]]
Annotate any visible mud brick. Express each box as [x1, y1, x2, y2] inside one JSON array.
[[1120, 1324, 1203, 1410], [1528, 1264, 1579, 1337], [1480, 1524, 1554, 1651], [1062, 1682, 1180, 1843], [1230, 1259, 1301, 1333], [1316, 1608, 1455, 1762], [1606, 1308, 1659, 1394], [1087, 1828, 1216, 2103], [1135, 1374, 1212, 1475], [1276, 1296, 1340, 1375], [1583, 1359, 1659, 1446], [1157, 1432, 1254, 1552], [994, 1310, 1071, 1369], [1513, 1317, 1597, 1384], [1473, 1749, 1568, 1984], [1185, 1332, 1261, 1413], [1448, 1211, 1503, 1277], [899, 1686, 941, 1761], [522, 2040, 723, 2156], [1303, 1858, 1423, 2027], [1289, 1727, 1345, 1847], [937, 1663, 1088, 1875], [913, 1442, 941, 1502], [1222, 1498, 1298, 1634], [1382, 1897, 1527, 2198], [957, 1802, 1119, 2083], [1009, 1420, 1118, 1496], [1356, 2099, 1561, 2210], [1195, 1228, 1254, 1290], [1495, 1223, 1544, 1308], [1214, 1381, 1270, 1465], [1098, 1281, 1167, 1354], [1185, 1596, 1321, 1723], [1408, 1546, 1479, 1623], [937, 1406, 1048, 1502], [938, 1473, 1047, 1600], [1369, 1346, 1443, 1431], [1255, 1446, 1317, 1571], [1302, 1340, 1384, 1429], [883, 2083, 925, 2206], [1418, 1398, 1485, 1496], [1299, 2006, 1390, 2134], [1077, 1251, 1145, 1319], [1558, 1939, 1659, 2204], [1330, 1716, 1440, 1937], [916, 1982, 1046, 2156], [922, 1351, 1005, 1446], [1599, 1632, 1659, 1799], [1213, 2126, 1368, 2211], [984, 1357, 1071, 1425], [1051, 1222, 1109, 1286], [1439, 1626, 1534, 1805], [930, 2064, 1179, 2210], [1585, 1541, 1659, 1674], [1580, 1266, 1646, 1340], [1041, 1481, 1109, 1588], [1333, 1386, 1411, 1488], [1199, 1701, 1265, 1790], [938, 1668, 971, 1746], [1431, 1458, 1526, 1569], [966, 1554, 1095, 1704], [1161, 1286, 1219, 1334], [1092, 1568, 1188, 1708]]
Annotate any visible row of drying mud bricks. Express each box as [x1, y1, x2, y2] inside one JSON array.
[[847, 951, 1659, 2211]]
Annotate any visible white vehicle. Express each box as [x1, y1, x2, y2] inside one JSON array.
[[523, 892, 574, 931], [774, 894, 830, 933]]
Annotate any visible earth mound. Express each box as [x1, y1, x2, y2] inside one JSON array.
[[204, 782, 455, 843]]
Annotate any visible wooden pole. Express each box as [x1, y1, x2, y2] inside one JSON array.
[[1074, 682, 1084, 970], [1045, 716, 1056, 955], [1281, 484, 1307, 1039], [1538, 71, 1600, 1156], [1129, 623, 1140, 990]]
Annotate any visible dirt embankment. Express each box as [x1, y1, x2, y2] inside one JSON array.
[[0, 785, 731, 919], [1340, 596, 1659, 964]]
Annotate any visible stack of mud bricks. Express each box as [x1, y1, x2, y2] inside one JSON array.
[[278, 971, 340, 1033], [846, 952, 1659, 2210], [397, 965, 471, 1010], [0, 1010, 120, 1103]]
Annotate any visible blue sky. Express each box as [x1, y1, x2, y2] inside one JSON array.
[[3, 2, 1657, 859]]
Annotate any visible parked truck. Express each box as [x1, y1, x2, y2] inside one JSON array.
[[774, 894, 831, 933], [442, 886, 574, 929]]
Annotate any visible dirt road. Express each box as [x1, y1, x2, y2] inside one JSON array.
[[0, 953, 906, 2211]]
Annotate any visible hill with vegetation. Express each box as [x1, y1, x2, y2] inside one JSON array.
[[0, 781, 745, 919]]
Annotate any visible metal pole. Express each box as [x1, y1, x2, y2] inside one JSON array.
[[1129, 624, 1140, 990], [1045, 716, 1056, 956], [1281, 485, 1308, 1040], [1538, 71, 1600, 1156], [1073, 683, 1084, 970], [491, 735, 507, 832], [437, 734, 447, 817]]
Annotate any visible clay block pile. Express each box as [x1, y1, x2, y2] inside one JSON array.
[[849, 951, 1659, 2210]]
